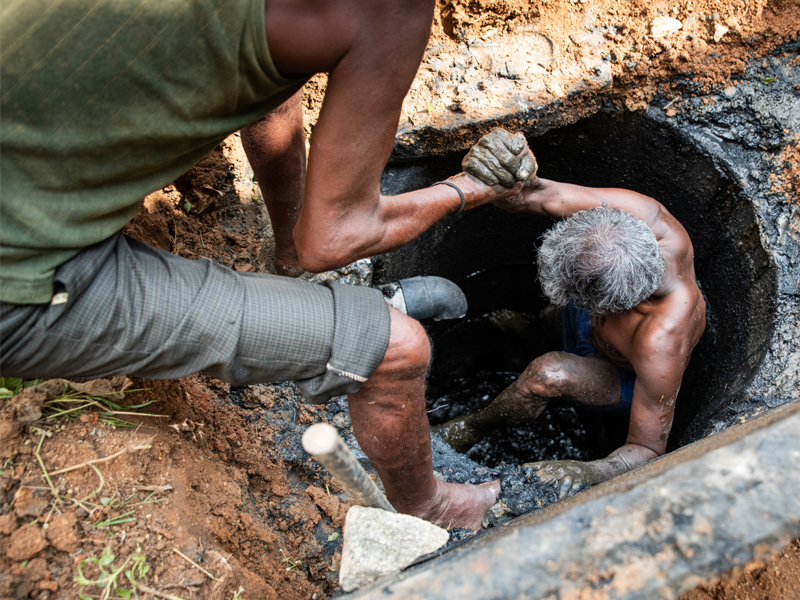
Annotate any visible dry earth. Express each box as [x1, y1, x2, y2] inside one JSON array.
[[2, 0, 799, 599]]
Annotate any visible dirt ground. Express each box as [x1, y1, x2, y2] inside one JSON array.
[[2, 0, 799, 599]]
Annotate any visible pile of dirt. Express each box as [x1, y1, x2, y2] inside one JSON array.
[[0, 377, 351, 600]]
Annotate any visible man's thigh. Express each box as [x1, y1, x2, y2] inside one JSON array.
[[1, 234, 390, 402]]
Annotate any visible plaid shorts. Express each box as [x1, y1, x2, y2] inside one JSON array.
[[0, 233, 391, 403]]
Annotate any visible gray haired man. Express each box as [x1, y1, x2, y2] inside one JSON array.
[[436, 129, 707, 498]]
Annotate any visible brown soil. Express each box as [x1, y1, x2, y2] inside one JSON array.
[[1, 1, 799, 599], [680, 539, 800, 600]]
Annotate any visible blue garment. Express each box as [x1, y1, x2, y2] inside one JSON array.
[[561, 302, 635, 415]]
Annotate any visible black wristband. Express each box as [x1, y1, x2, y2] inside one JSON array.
[[431, 180, 466, 215]]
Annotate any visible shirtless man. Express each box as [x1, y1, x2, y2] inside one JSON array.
[[2, 0, 535, 529], [436, 129, 706, 498]]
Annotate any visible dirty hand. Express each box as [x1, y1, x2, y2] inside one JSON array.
[[462, 128, 538, 189], [523, 460, 599, 499]]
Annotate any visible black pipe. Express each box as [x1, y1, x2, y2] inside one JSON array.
[[398, 276, 468, 321]]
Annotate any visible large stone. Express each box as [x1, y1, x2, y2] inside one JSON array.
[[46, 511, 80, 553], [339, 506, 449, 592], [651, 16, 683, 38], [5, 523, 49, 562]]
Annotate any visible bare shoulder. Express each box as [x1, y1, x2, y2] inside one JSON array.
[[635, 282, 706, 357]]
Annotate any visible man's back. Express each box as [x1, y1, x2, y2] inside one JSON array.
[[588, 205, 706, 380], [1, 0, 307, 303]]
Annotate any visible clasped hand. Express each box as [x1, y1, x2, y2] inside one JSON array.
[[461, 128, 539, 211]]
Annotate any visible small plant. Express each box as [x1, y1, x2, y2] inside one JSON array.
[[75, 546, 150, 600], [279, 549, 301, 572], [231, 586, 246, 600], [42, 383, 159, 428], [0, 377, 41, 398]]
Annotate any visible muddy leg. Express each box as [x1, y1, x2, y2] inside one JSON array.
[[435, 352, 621, 453], [349, 307, 499, 530], [241, 89, 306, 277]]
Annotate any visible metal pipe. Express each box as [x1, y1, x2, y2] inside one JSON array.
[[302, 423, 396, 513]]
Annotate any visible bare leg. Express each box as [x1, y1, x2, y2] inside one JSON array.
[[349, 307, 500, 530], [241, 89, 306, 277], [435, 351, 622, 453]]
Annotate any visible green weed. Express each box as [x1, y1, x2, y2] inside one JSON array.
[[279, 549, 301, 572], [75, 545, 149, 600]]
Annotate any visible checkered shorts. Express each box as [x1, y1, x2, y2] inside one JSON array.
[[0, 233, 390, 403]]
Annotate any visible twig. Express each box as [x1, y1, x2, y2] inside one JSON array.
[[136, 584, 188, 600], [34, 431, 57, 493], [663, 98, 678, 110], [132, 485, 174, 492], [172, 548, 224, 582], [163, 580, 204, 590], [50, 439, 154, 476]]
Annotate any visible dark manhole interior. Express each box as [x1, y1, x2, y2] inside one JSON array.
[[375, 110, 777, 467]]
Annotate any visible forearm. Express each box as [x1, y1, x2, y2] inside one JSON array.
[[294, 173, 507, 272], [500, 178, 663, 225]]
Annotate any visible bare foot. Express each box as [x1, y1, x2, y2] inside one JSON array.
[[406, 478, 500, 530], [433, 415, 485, 453]]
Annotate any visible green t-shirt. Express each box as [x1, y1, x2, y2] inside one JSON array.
[[1, 0, 308, 304]]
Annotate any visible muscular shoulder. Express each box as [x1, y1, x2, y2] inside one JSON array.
[[264, 0, 434, 75], [631, 285, 705, 359]]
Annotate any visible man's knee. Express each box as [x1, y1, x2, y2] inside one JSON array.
[[375, 308, 430, 379], [518, 351, 575, 400]]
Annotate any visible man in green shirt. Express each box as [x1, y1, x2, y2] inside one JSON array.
[[1, 0, 534, 529]]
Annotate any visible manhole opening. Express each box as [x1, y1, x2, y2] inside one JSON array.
[[375, 110, 777, 467]]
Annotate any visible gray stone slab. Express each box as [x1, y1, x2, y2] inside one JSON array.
[[348, 400, 800, 600]]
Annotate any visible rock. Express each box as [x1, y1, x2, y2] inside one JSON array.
[[723, 86, 737, 98], [0, 513, 18, 536], [14, 489, 50, 519], [5, 523, 49, 561], [651, 16, 683, 38], [46, 511, 80, 553], [339, 506, 449, 592], [21, 557, 49, 582], [713, 23, 730, 42]]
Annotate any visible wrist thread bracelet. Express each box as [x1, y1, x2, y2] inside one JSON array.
[[431, 180, 466, 215], [618, 453, 633, 471]]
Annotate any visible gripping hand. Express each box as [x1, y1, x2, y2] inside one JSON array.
[[462, 129, 538, 189]]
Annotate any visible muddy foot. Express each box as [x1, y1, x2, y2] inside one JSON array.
[[433, 415, 485, 453], [410, 479, 500, 531]]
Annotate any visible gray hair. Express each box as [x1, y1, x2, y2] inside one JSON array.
[[537, 206, 665, 314]]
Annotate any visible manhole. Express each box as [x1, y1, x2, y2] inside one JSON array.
[[375, 110, 777, 465]]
